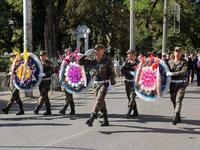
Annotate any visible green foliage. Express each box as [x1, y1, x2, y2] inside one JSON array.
[[0, 0, 200, 63], [0, 0, 23, 54]]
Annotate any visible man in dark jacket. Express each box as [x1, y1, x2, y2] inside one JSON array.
[[121, 50, 138, 118], [33, 51, 54, 115]]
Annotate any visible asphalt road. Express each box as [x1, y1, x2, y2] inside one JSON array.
[[0, 82, 199, 150]]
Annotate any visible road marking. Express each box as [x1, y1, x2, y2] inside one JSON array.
[[38, 128, 91, 149]]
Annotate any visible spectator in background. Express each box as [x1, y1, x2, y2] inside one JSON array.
[[187, 53, 195, 84], [195, 51, 200, 86]]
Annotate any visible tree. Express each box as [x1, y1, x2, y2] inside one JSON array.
[[0, 0, 23, 54], [44, 0, 68, 58]]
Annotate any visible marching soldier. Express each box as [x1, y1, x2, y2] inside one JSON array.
[[2, 54, 24, 115], [167, 47, 188, 125], [121, 50, 138, 118], [58, 49, 75, 115], [2, 88, 24, 115], [59, 90, 75, 115], [33, 51, 54, 115], [79, 44, 116, 127]]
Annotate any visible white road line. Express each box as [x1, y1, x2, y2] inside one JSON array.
[[38, 128, 91, 150]]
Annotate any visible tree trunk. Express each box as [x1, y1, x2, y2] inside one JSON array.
[[44, 0, 57, 58], [44, 0, 68, 59]]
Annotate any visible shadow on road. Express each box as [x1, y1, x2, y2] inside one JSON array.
[[108, 114, 200, 126], [0, 122, 71, 127], [98, 124, 200, 135], [98, 114, 200, 135], [0, 146, 95, 150]]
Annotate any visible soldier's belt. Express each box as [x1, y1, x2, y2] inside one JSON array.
[[93, 80, 109, 84], [171, 80, 186, 83], [42, 78, 51, 81], [125, 78, 134, 82]]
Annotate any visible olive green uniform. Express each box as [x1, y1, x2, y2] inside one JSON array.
[[79, 54, 116, 126], [34, 59, 54, 115], [121, 59, 138, 117], [2, 65, 24, 115], [167, 59, 187, 124]]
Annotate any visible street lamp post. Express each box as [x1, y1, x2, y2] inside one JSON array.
[[162, 0, 168, 55], [23, 0, 33, 97], [23, 0, 32, 52], [130, 0, 136, 51]]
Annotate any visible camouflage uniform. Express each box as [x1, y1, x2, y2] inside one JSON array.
[[167, 58, 187, 124], [2, 64, 24, 115], [59, 90, 75, 115], [121, 59, 138, 118], [34, 59, 54, 115], [79, 54, 116, 127]]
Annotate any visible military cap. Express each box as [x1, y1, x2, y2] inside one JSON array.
[[126, 49, 136, 54], [40, 51, 48, 56], [94, 44, 105, 50], [174, 47, 182, 52]]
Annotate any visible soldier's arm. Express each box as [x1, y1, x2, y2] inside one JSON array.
[[108, 60, 116, 85], [172, 61, 188, 76], [78, 55, 97, 68]]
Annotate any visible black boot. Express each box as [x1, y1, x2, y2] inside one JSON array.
[[33, 105, 42, 115], [101, 112, 109, 127], [16, 101, 24, 115], [43, 101, 52, 115], [126, 107, 132, 118], [69, 101, 75, 115], [86, 113, 97, 127], [2, 103, 12, 114], [172, 112, 181, 125], [59, 104, 69, 115], [132, 106, 139, 117]]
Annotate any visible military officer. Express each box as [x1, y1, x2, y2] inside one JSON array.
[[121, 50, 138, 118], [2, 53, 24, 115], [167, 47, 188, 125], [33, 51, 54, 115], [58, 49, 75, 115], [79, 44, 116, 127]]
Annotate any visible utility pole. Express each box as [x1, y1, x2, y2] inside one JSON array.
[[162, 0, 168, 55], [23, 0, 33, 97], [130, 0, 136, 51], [23, 0, 32, 52]]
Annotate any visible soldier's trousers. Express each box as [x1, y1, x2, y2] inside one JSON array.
[[170, 83, 187, 114], [125, 81, 137, 108], [10, 88, 23, 106], [37, 80, 51, 106], [92, 83, 108, 114], [64, 90, 73, 104]]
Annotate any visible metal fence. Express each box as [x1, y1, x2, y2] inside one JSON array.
[[0, 73, 62, 95], [0, 73, 10, 95]]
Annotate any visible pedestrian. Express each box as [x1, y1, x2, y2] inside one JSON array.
[[2, 54, 24, 115], [79, 44, 116, 127], [167, 47, 188, 125], [33, 51, 54, 115], [187, 53, 195, 84], [195, 51, 200, 86], [121, 50, 138, 118]]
